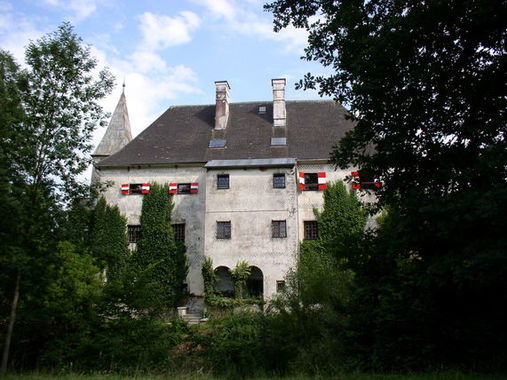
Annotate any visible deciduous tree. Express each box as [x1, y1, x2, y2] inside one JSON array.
[[266, 0, 507, 369], [0, 23, 113, 374]]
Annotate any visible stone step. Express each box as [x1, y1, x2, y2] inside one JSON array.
[[182, 313, 203, 325]]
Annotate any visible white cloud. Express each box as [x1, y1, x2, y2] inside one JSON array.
[[0, 7, 43, 62], [191, 0, 236, 20], [42, 0, 103, 22], [193, 0, 308, 53], [89, 45, 202, 142], [137, 11, 200, 51]]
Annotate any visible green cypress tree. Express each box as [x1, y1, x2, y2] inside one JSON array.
[[135, 183, 187, 307], [316, 180, 368, 259], [296, 180, 367, 306], [89, 197, 129, 281]]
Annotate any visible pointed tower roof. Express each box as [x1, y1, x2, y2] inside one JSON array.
[[93, 84, 132, 157]]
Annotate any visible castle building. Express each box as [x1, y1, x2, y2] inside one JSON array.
[[93, 79, 357, 298]]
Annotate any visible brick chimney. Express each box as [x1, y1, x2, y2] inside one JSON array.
[[272, 78, 286, 127], [214, 80, 230, 130]]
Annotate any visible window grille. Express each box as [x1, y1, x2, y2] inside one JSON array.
[[172, 223, 185, 243], [217, 174, 229, 189], [272, 220, 287, 238], [128, 225, 141, 243], [304, 221, 319, 240], [273, 173, 286, 188], [217, 221, 231, 239]]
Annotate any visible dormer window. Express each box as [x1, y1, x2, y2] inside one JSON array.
[[271, 137, 287, 146], [209, 138, 226, 148], [258, 105, 267, 114]]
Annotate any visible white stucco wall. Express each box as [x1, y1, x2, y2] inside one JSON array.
[[95, 165, 207, 295], [95, 161, 371, 299], [204, 166, 299, 297]]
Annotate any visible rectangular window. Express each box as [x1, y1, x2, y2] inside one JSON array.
[[172, 223, 185, 242], [273, 173, 286, 188], [276, 280, 286, 293], [129, 184, 143, 194], [217, 221, 231, 239], [352, 170, 381, 190], [272, 220, 287, 238], [177, 183, 191, 194], [217, 174, 229, 189], [128, 225, 141, 243], [304, 173, 319, 191], [304, 221, 319, 240]]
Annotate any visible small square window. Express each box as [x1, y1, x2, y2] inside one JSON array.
[[172, 223, 185, 242], [273, 173, 285, 188], [177, 183, 191, 194], [217, 221, 231, 239], [258, 106, 266, 114], [276, 280, 286, 293], [217, 174, 229, 189], [272, 220, 287, 238], [129, 184, 143, 194], [128, 225, 141, 243], [304, 221, 319, 240]]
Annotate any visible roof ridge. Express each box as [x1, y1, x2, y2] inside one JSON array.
[[168, 99, 335, 109]]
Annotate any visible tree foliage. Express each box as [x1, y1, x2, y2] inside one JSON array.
[[295, 181, 366, 307], [231, 261, 251, 299], [202, 256, 217, 296], [135, 183, 187, 307], [19, 22, 114, 201], [266, 0, 507, 370], [0, 23, 113, 374], [89, 197, 129, 281]]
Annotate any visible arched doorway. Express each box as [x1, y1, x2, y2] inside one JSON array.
[[247, 266, 263, 298], [214, 266, 234, 297]]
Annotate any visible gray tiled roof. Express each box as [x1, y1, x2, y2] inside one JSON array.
[[97, 100, 354, 167], [205, 158, 296, 169]]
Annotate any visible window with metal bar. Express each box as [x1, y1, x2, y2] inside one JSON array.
[[172, 223, 185, 242], [217, 174, 229, 189], [272, 220, 287, 238], [128, 225, 141, 243], [304, 221, 319, 240], [217, 221, 231, 239], [273, 173, 285, 188]]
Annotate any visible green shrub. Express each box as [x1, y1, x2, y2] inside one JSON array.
[[204, 312, 264, 377], [135, 183, 187, 307]]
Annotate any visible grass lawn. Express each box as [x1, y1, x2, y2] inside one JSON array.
[[2, 372, 505, 380]]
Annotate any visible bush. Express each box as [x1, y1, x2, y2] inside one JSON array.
[[203, 312, 264, 377]]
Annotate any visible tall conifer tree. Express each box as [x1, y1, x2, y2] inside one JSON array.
[[135, 183, 187, 307]]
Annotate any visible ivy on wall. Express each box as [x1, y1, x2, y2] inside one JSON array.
[[134, 183, 187, 307], [89, 197, 129, 281]]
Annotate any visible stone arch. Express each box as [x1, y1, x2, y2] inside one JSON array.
[[214, 266, 234, 297], [247, 266, 264, 298]]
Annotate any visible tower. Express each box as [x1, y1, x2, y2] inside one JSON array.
[[92, 83, 132, 183]]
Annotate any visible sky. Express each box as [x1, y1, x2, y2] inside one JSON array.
[[0, 0, 331, 150]]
